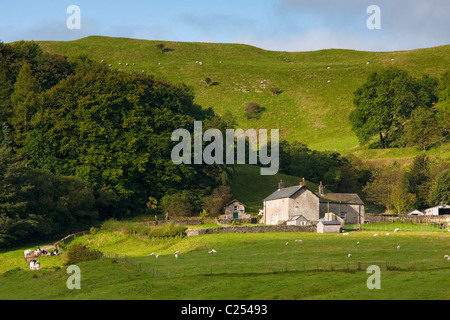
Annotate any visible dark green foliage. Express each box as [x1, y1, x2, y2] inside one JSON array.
[[429, 169, 450, 205], [203, 186, 232, 216], [63, 243, 103, 265], [350, 68, 437, 148], [26, 71, 229, 217]]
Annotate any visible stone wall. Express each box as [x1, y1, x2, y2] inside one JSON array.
[[187, 225, 316, 237]]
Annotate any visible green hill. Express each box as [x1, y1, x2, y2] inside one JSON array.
[[36, 36, 449, 155]]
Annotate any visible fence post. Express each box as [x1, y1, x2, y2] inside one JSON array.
[[357, 261, 361, 271]]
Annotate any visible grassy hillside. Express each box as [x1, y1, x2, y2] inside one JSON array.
[[36, 36, 450, 155], [1, 230, 449, 299]]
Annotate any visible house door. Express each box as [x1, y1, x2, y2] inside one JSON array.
[[233, 212, 239, 219]]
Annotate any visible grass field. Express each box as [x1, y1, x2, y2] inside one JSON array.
[[36, 36, 450, 157], [1, 228, 449, 300]]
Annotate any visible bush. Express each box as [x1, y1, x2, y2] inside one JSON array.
[[63, 243, 103, 265], [244, 102, 262, 119], [148, 222, 187, 238]]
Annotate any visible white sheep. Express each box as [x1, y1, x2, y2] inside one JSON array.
[[357, 241, 360, 245], [374, 233, 378, 237], [444, 255, 449, 259], [394, 228, 400, 232], [174, 250, 180, 254], [150, 252, 155, 256], [386, 233, 390, 236], [327, 66, 331, 69], [285, 242, 289, 245], [342, 233, 349, 236], [126, 63, 129, 66], [348, 254, 352, 258], [155, 255, 159, 259], [175, 254, 178, 259], [397, 245, 401, 250], [199, 62, 203, 66], [327, 80, 331, 83], [366, 61, 370, 65]]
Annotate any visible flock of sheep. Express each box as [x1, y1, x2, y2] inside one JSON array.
[[24, 247, 59, 270]]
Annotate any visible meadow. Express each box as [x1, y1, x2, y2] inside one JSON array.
[[1, 227, 449, 300]]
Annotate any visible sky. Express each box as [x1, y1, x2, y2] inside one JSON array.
[[0, 0, 449, 52]]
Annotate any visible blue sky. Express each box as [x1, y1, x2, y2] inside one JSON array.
[[1, 0, 449, 51]]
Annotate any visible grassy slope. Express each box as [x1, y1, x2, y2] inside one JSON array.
[[36, 36, 450, 157], [1, 230, 449, 299]]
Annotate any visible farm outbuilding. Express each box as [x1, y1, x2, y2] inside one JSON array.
[[286, 215, 309, 226], [424, 204, 450, 216], [404, 209, 424, 216], [317, 220, 341, 233], [223, 199, 249, 220]]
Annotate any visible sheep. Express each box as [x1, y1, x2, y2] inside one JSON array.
[[366, 61, 370, 65], [295, 239, 303, 242], [327, 80, 331, 83], [155, 255, 159, 259], [208, 249, 217, 254], [142, 70, 145, 73], [30, 261, 36, 270], [397, 245, 401, 250], [394, 228, 400, 232], [150, 252, 155, 256], [174, 254, 178, 259], [126, 63, 129, 66], [101, 59, 104, 62], [374, 233, 378, 237], [35, 261, 41, 270], [199, 62, 203, 66], [285, 242, 289, 245], [174, 250, 180, 254], [342, 233, 349, 236], [444, 255, 449, 259], [118, 62, 122, 65], [357, 241, 360, 245], [348, 254, 352, 258], [327, 66, 331, 69], [109, 64, 112, 67], [386, 233, 390, 236]]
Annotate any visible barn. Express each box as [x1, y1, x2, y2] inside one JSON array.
[[424, 204, 450, 216], [223, 199, 249, 220]]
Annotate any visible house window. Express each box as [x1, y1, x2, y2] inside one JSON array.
[[234, 205, 238, 211]]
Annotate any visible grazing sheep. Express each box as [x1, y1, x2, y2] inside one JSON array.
[[126, 63, 129, 66], [374, 233, 378, 237], [394, 228, 400, 232], [118, 62, 122, 65], [366, 61, 370, 65], [199, 62, 203, 66], [444, 255, 449, 259], [348, 254, 352, 258], [101, 59, 104, 62], [386, 233, 390, 236], [175, 254, 178, 259], [286, 242, 289, 245], [174, 251, 180, 254], [357, 241, 360, 245], [295, 239, 303, 242], [142, 70, 145, 73], [397, 245, 401, 250], [150, 252, 155, 256], [155, 255, 159, 259], [327, 80, 331, 83], [109, 64, 112, 67], [327, 66, 331, 69], [343, 233, 349, 236]]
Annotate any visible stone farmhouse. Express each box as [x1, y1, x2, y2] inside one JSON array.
[[262, 180, 364, 226]]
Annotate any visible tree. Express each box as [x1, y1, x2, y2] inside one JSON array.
[[156, 43, 165, 53], [429, 169, 450, 205], [205, 77, 212, 87], [350, 68, 435, 148], [10, 61, 40, 164], [244, 102, 262, 119], [404, 107, 441, 152], [391, 181, 417, 214], [203, 186, 232, 216], [160, 191, 195, 218]]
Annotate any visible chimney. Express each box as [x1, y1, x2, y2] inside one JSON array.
[[319, 181, 324, 196], [278, 179, 284, 190], [302, 177, 306, 186]]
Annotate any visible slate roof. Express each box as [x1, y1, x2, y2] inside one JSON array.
[[318, 193, 364, 205], [286, 215, 308, 222], [264, 185, 308, 201]]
